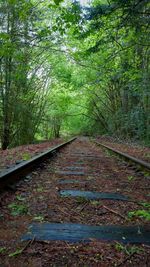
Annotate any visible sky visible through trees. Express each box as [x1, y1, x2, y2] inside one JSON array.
[[0, 0, 149, 149]]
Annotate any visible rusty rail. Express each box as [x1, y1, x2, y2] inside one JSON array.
[[0, 137, 76, 190], [94, 140, 150, 171]]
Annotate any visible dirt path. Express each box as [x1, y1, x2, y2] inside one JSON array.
[[0, 137, 150, 266]]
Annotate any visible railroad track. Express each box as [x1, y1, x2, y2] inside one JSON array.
[[0, 137, 150, 266], [94, 140, 150, 172], [0, 137, 76, 191]]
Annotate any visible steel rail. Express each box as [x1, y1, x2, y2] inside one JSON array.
[[94, 140, 150, 171], [0, 137, 76, 190]]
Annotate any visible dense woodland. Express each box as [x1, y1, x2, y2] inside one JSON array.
[[0, 0, 149, 149]]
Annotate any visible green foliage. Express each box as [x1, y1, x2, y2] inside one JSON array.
[[36, 187, 44, 193], [127, 175, 134, 181], [115, 242, 143, 255], [90, 200, 100, 206], [139, 202, 150, 209], [22, 153, 31, 161], [0, 247, 6, 254], [0, 0, 149, 146], [128, 210, 150, 221], [8, 202, 28, 216], [76, 196, 88, 204], [33, 215, 44, 221], [9, 249, 23, 257], [16, 195, 25, 201], [0, 0, 56, 148], [144, 172, 150, 179], [53, 0, 63, 5]]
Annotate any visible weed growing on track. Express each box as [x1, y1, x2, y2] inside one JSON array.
[[8, 203, 28, 216], [143, 171, 150, 179], [114, 242, 144, 255], [76, 196, 88, 204], [127, 175, 135, 181], [0, 247, 6, 254], [33, 215, 44, 221], [16, 195, 25, 201], [140, 202, 150, 208], [128, 201, 150, 221], [90, 200, 100, 206], [36, 186, 44, 192], [22, 153, 31, 160], [128, 210, 150, 221], [9, 248, 23, 257]]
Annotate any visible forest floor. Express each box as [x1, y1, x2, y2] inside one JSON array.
[[0, 137, 150, 266], [0, 138, 64, 174]]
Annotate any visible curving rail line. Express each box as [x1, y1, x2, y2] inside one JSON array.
[[94, 140, 150, 171], [0, 137, 76, 191]]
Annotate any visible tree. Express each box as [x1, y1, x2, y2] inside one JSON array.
[[0, 0, 53, 148]]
